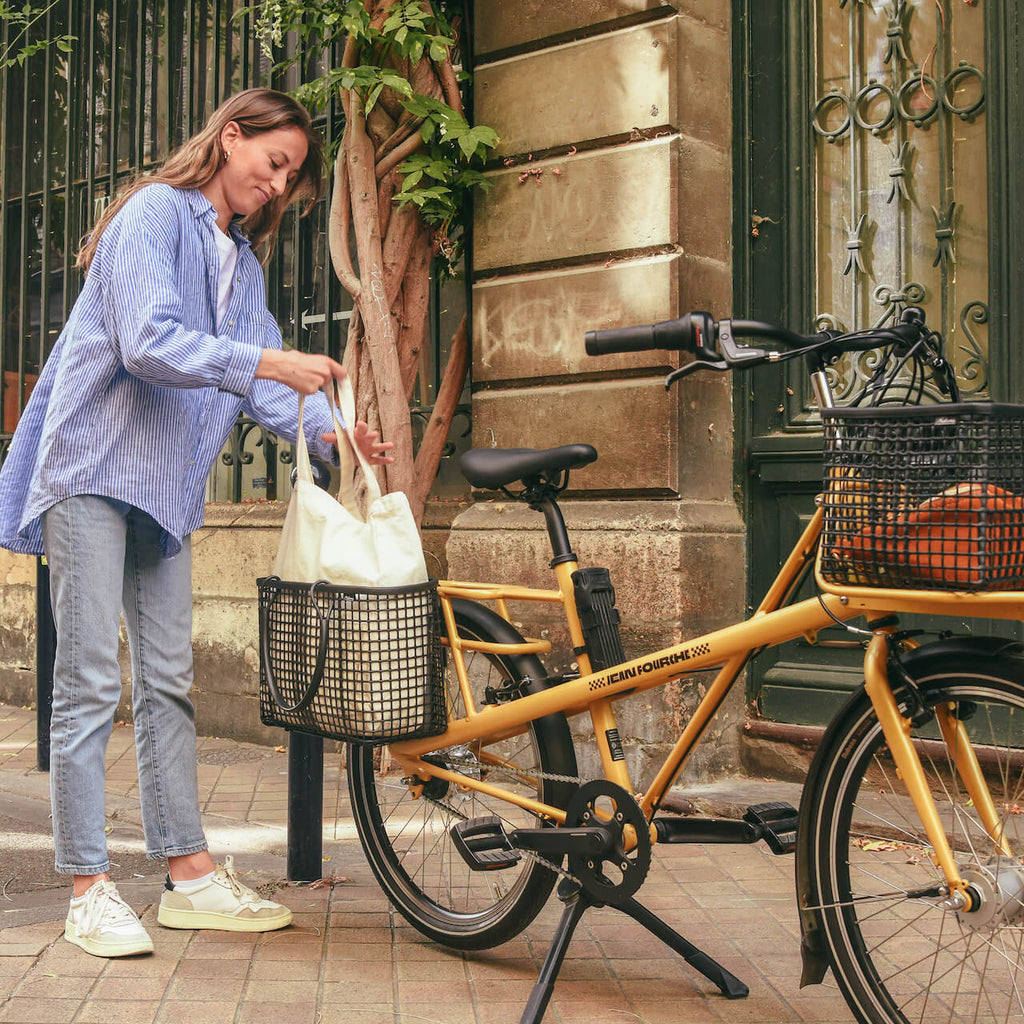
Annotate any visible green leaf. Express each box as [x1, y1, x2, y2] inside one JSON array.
[[365, 82, 384, 113], [469, 125, 500, 150], [380, 71, 412, 97]]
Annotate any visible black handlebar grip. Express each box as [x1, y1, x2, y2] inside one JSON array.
[[585, 315, 698, 356], [585, 323, 658, 355]]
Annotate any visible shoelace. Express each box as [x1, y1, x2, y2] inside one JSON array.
[[76, 881, 139, 936], [217, 856, 262, 905]]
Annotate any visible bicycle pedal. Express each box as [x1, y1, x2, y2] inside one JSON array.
[[450, 816, 522, 871], [742, 801, 798, 855]]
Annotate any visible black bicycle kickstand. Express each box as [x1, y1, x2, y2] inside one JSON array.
[[508, 781, 749, 1024]]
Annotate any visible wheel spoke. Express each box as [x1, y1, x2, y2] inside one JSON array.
[[345, 614, 575, 950], [810, 665, 1024, 1023]]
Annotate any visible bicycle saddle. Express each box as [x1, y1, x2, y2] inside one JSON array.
[[460, 444, 598, 489]]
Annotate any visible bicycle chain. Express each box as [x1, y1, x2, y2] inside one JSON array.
[[438, 756, 590, 787]]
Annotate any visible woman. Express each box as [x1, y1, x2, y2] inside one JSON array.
[[0, 89, 392, 957]]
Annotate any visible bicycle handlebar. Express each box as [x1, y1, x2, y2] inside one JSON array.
[[584, 307, 935, 385]]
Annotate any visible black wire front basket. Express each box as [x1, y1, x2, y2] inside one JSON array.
[[257, 576, 448, 744], [818, 404, 1024, 592]]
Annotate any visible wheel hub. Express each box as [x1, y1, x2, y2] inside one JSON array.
[[956, 863, 1024, 932]]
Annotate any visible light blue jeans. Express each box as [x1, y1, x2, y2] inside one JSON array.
[[41, 495, 208, 874]]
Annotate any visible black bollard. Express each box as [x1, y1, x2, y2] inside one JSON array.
[[287, 731, 324, 881], [35, 557, 56, 772]]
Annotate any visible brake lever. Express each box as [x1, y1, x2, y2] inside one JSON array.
[[664, 359, 729, 390]]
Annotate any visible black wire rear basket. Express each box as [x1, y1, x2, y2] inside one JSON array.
[[818, 404, 1024, 592], [257, 576, 448, 744]]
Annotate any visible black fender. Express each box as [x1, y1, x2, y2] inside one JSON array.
[[449, 598, 578, 812], [795, 634, 1024, 986]]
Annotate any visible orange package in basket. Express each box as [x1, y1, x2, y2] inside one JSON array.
[[839, 483, 1024, 588]]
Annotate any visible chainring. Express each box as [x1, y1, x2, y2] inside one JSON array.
[[565, 780, 652, 902]]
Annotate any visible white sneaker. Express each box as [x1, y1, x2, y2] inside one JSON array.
[[156, 856, 292, 932], [65, 881, 154, 958]]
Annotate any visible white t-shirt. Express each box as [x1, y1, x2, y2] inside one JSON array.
[[213, 228, 238, 330]]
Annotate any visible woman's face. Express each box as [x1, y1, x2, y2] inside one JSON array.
[[210, 121, 309, 221]]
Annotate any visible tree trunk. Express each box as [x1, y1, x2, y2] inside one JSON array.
[[329, 2, 471, 521]]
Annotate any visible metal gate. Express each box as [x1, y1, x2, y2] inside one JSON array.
[[811, 1, 988, 403], [735, 0, 1022, 725], [0, 1, 466, 500]]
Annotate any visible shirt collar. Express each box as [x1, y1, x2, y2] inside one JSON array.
[[184, 187, 218, 222], [184, 189, 252, 252]]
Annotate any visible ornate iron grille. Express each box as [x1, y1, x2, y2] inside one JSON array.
[[812, 0, 987, 403], [0, 1, 468, 500]]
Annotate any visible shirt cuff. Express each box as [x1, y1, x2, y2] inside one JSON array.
[[217, 339, 262, 397], [310, 408, 342, 466]]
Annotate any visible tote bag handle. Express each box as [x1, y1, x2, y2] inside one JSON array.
[[259, 580, 335, 714], [293, 376, 382, 520]]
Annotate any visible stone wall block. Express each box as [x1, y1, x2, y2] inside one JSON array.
[[2, 551, 35, 587], [477, 21, 673, 158], [673, 13, 731, 146], [681, 0, 728, 32], [470, 379, 677, 492], [191, 507, 283, 597], [0, 593, 34, 660], [678, 372, 735, 502], [191, 688, 273, 747], [676, 252, 732, 314], [0, 551, 38, 706], [474, 139, 677, 272], [474, 0, 675, 57], [473, 256, 680, 382], [446, 500, 743, 628], [676, 134, 731, 265], [447, 498, 746, 781]]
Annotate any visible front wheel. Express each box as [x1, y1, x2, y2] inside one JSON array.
[[347, 603, 577, 950], [805, 644, 1024, 1024]]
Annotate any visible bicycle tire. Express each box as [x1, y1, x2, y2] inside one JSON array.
[[805, 641, 1024, 1024], [347, 600, 577, 950]]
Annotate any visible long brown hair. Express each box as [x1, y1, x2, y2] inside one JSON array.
[[77, 88, 324, 270]]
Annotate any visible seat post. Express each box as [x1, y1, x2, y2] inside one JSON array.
[[528, 491, 576, 566]]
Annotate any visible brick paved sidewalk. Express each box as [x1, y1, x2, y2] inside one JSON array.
[[0, 703, 853, 1023]]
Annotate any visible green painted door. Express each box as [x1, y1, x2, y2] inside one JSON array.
[[733, 1, 1024, 725]]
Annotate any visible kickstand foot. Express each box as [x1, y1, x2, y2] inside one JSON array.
[[617, 893, 748, 999]]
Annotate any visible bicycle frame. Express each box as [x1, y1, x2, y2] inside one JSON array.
[[387, 504, 1024, 908]]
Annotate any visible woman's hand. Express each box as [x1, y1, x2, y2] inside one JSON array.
[[256, 349, 345, 395], [323, 421, 396, 466], [256, 350, 393, 465]]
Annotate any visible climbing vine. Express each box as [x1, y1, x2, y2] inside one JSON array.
[[0, 1, 74, 70], [245, 0, 498, 519]]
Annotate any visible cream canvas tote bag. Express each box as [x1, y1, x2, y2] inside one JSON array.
[[273, 378, 428, 588]]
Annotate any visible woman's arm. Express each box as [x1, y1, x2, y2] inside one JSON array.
[[100, 186, 262, 395]]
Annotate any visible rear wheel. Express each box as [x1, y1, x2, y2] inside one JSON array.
[[347, 604, 576, 949], [807, 653, 1024, 1024]]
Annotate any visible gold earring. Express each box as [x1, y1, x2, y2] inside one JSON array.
[[224, 150, 231, 161]]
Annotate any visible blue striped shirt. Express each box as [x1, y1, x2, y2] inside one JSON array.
[[0, 184, 339, 557]]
